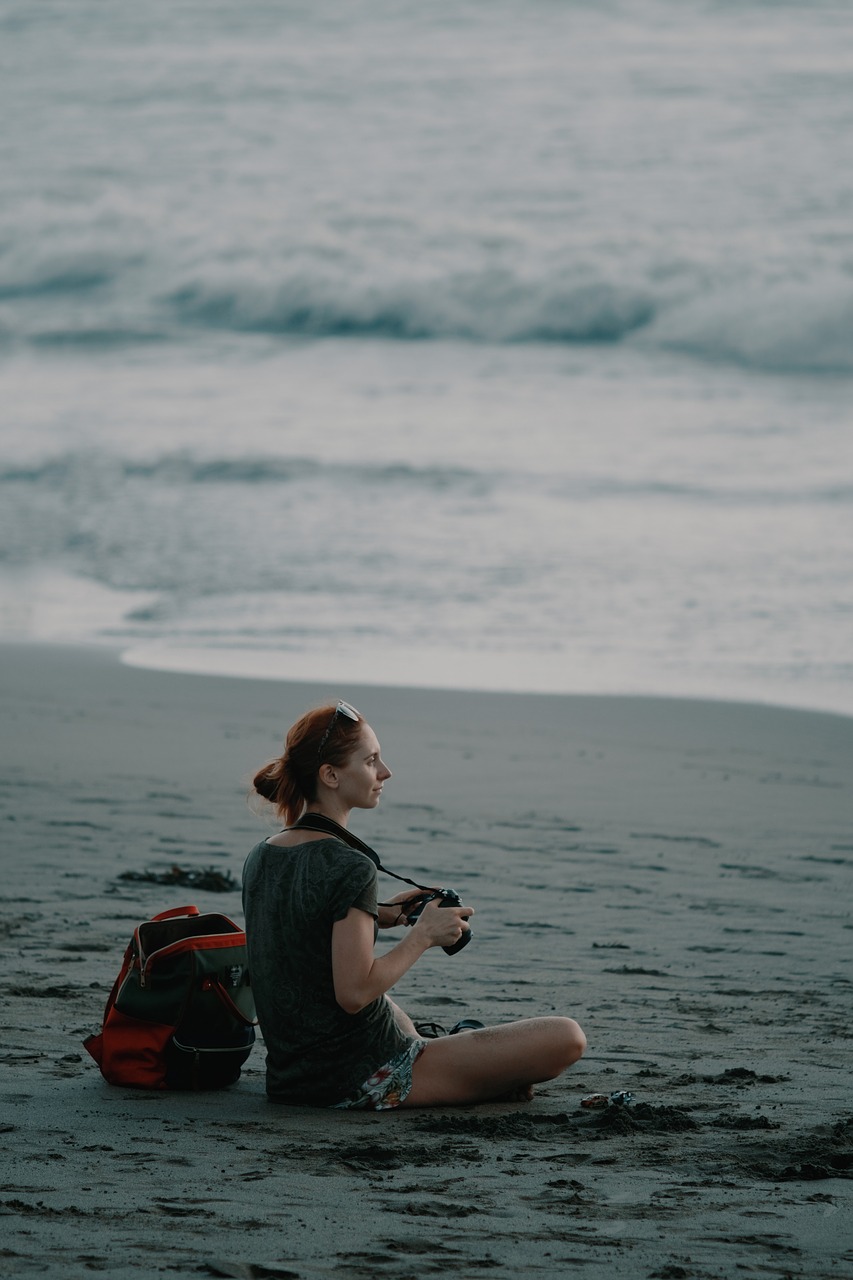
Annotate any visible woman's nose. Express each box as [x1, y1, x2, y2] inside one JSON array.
[[379, 758, 392, 780]]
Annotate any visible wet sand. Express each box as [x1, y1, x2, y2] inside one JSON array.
[[1, 643, 851, 1278]]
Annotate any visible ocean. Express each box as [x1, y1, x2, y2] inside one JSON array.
[[1, 0, 851, 713]]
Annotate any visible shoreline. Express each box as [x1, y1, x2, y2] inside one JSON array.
[[1, 641, 851, 1277], [122, 639, 853, 722], [18, 634, 853, 723]]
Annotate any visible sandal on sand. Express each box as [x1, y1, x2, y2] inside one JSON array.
[[414, 1021, 448, 1038], [448, 1019, 485, 1035], [414, 1018, 485, 1038]]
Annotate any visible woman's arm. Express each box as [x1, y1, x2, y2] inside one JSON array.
[[332, 899, 473, 1014]]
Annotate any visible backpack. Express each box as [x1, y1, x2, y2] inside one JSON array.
[[84, 904, 256, 1090]]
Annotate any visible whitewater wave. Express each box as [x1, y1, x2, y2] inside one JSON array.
[[164, 269, 853, 374], [3, 249, 853, 375], [164, 269, 656, 345], [641, 279, 853, 375]]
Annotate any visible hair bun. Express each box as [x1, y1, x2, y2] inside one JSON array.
[[253, 762, 281, 802]]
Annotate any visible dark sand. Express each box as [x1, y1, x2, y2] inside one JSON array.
[[1, 643, 851, 1278]]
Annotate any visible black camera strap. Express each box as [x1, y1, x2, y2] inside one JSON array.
[[290, 813, 432, 894]]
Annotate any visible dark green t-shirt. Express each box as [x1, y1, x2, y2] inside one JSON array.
[[242, 837, 412, 1105]]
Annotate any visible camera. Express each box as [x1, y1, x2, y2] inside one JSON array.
[[405, 888, 471, 955]]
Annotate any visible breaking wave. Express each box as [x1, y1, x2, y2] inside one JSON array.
[[641, 279, 853, 375], [2, 249, 853, 375], [164, 270, 656, 345]]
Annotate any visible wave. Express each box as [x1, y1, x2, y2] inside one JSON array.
[[555, 478, 853, 506], [30, 327, 169, 349], [3, 253, 853, 375], [164, 270, 656, 345], [0, 250, 129, 301], [135, 266, 853, 372], [640, 279, 853, 375], [2, 451, 851, 508], [0, 451, 490, 495]]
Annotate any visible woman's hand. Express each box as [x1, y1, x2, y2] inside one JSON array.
[[377, 889, 430, 930], [411, 896, 473, 950]]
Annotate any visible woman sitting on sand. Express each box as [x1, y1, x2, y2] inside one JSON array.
[[243, 700, 586, 1109]]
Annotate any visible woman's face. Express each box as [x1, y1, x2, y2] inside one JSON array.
[[334, 723, 392, 810]]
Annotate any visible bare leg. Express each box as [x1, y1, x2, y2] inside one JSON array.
[[401, 1016, 585, 1107]]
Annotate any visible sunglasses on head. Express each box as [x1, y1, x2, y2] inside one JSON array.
[[318, 700, 361, 760]]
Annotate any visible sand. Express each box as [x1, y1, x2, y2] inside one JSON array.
[[1, 642, 851, 1279]]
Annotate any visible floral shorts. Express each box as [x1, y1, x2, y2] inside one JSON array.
[[331, 1039, 427, 1111]]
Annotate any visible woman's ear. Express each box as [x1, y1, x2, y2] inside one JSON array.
[[318, 762, 339, 789]]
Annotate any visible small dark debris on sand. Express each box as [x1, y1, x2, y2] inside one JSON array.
[[415, 1112, 574, 1141], [416, 1104, 699, 1141], [335, 1141, 482, 1170], [591, 1102, 698, 1135], [117, 865, 238, 892], [671, 1067, 788, 1088], [710, 1113, 778, 1130], [740, 1115, 853, 1182]]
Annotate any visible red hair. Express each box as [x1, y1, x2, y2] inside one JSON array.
[[253, 704, 363, 826]]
